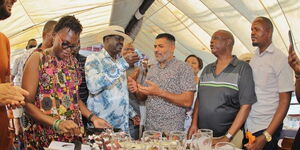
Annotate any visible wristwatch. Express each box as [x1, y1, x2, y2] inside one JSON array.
[[225, 132, 233, 140], [263, 131, 272, 142]]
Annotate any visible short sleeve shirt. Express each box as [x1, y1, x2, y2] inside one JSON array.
[[198, 56, 257, 137], [145, 58, 196, 132], [245, 44, 294, 133]]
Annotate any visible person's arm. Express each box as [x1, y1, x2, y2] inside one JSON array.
[[22, 52, 80, 135], [288, 45, 300, 102], [228, 105, 251, 135], [78, 99, 111, 128], [129, 68, 140, 81], [266, 92, 292, 135], [265, 57, 294, 136], [85, 55, 129, 95], [296, 79, 300, 103], [138, 63, 196, 107], [187, 97, 199, 139], [22, 52, 55, 125], [0, 83, 28, 107], [127, 76, 148, 101], [138, 80, 194, 107], [213, 105, 251, 144], [247, 92, 292, 150]]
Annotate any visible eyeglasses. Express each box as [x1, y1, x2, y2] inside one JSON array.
[[57, 34, 80, 51]]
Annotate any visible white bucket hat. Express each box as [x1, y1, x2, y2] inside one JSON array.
[[97, 25, 132, 44]]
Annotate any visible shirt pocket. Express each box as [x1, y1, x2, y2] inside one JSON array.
[[253, 64, 274, 88]]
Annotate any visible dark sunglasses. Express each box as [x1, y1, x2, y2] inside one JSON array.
[[28, 45, 36, 49], [58, 34, 79, 51], [61, 41, 79, 51]]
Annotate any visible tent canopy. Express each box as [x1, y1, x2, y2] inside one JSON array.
[[1, 0, 300, 65]]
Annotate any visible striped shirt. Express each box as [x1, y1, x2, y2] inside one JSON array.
[[197, 55, 257, 137]]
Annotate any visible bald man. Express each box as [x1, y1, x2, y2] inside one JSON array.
[[188, 30, 257, 146]]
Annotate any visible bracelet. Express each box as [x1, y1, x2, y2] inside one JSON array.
[[88, 113, 95, 122], [52, 119, 62, 131], [52, 119, 59, 131]]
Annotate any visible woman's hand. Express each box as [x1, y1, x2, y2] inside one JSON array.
[[59, 120, 81, 136], [187, 124, 198, 139]]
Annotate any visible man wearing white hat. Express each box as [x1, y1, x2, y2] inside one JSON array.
[[85, 25, 140, 132]]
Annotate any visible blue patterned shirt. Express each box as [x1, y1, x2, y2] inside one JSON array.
[[85, 49, 136, 132]]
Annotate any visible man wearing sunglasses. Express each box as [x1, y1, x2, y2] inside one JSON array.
[[85, 25, 140, 132]]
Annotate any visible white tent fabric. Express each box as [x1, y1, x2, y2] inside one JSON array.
[[1, 0, 112, 50], [132, 0, 300, 64], [1, 0, 300, 66]]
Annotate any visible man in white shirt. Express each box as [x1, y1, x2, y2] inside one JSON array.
[[11, 39, 37, 86], [245, 16, 294, 150]]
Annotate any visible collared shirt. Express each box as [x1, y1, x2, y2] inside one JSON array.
[[85, 49, 136, 132], [245, 44, 294, 133], [145, 58, 196, 132], [198, 55, 257, 137]]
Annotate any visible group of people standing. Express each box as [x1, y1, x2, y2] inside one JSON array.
[[1, 0, 300, 150]]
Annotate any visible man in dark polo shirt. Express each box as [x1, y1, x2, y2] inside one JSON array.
[[188, 30, 257, 146], [128, 33, 196, 132]]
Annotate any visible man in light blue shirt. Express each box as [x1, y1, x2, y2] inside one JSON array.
[[85, 26, 139, 132]]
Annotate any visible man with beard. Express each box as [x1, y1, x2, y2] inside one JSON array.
[[0, 0, 29, 149], [85, 25, 139, 132], [244, 17, 294, 150], [127, 33, 196, 132]]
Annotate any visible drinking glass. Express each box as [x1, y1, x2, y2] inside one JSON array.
[[198, 129, 213, 137], [111, 131, 132, 149], [142, 130, 162, 142], [169, 131, 187, 149], [215, 142, 235, 150], [191, 132, 212, 150]]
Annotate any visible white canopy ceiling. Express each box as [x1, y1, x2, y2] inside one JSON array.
[[1, 0, 300, 65]]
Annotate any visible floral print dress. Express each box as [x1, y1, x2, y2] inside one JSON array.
[[23, 51, 84, 149]]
